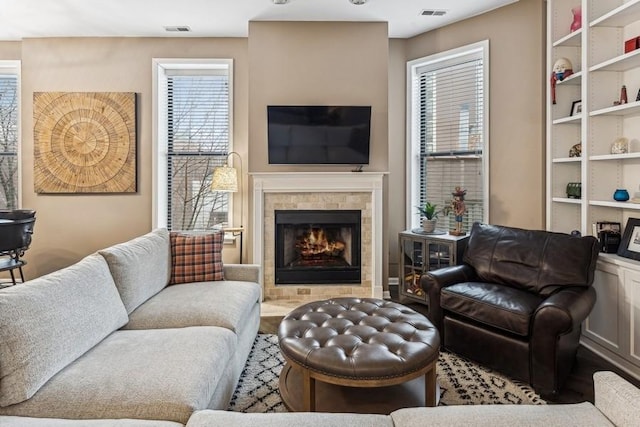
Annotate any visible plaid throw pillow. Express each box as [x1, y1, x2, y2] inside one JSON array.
[[169, 231, 224, 285]]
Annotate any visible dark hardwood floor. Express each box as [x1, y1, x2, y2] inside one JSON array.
[[259, 291, 640, 405]]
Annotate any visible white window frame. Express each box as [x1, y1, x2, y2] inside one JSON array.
[[152, 58, 233, 229], [0, 60, 21, 209], [406, 40, 490, 229]]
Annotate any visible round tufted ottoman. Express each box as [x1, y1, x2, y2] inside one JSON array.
[[277, 297, 440, 413]]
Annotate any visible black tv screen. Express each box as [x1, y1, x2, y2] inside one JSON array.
[[267, 105, 371, 165]]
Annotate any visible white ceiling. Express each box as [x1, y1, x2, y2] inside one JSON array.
[[0, 0, 519, 40]]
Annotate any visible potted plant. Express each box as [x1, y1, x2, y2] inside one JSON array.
[[417, 202, 440, 232]]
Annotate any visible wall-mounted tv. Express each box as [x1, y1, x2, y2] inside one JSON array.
[[267, 105, 371, 165]]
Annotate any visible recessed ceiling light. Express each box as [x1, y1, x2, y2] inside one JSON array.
[[272, 0, 289, 4], [350, 0, 368, 4], [164, 26, 191, 32], [421, 10, 448, 16]]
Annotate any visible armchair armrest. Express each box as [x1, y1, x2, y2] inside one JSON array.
[[222, 263, 261, 284], [534, 286, 596, 334], [420, 264, 477, 332], [530, 286, 596, 393]]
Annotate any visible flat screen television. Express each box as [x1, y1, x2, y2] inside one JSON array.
[[267, 105, 371, 165]]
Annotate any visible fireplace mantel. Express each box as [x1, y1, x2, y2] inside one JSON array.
[[251, 172, 385, 300]]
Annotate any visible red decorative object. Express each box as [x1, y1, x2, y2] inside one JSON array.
[[625, 36, 640, 53], [570, 6, 582, 32]]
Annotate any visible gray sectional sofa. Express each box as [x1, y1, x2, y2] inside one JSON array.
[[0, 228, 262, 424], [1, 229, 639, 426]]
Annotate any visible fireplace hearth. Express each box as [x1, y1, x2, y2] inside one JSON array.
[[275, 210, 361, 285]]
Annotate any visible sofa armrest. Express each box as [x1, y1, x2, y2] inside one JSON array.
[[420, 264, 477, 332], [594, 371, 640, 427], [222, 263, 261, 284]]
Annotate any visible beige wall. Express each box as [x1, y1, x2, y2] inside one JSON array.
[[246, 21, 390, 286], [18, 37, 249, 277], [387, 38, 407, 279], [247, 21, 389, 173], [386, 0, 546, 277], [1, 1, 546, 287], [0, 42, 21, 60], [406, 0, 546, 228]]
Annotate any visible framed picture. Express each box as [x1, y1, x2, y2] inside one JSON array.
[[596, 221, 621, 234], [570, 100, 582, 116], [617, 218, 640, 261]]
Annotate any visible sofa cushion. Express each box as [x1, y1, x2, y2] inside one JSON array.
[[441, 282, 543, 336], [0, 254, 128, 407], [390, 402, 613, 426], [99, 228, 171, 314], [123, 280, 261, 332], [594, 371, 640, 427], [169, 231, 224, 285], [0, 416, 183, 427], [186, 410, 394, 427], [464, 223, 599, 296], [0, 327, 236, 424]]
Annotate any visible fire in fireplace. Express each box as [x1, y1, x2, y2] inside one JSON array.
[[275, 210, 361, 284]]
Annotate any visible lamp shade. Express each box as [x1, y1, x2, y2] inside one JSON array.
[[211, 165, 238, 192]]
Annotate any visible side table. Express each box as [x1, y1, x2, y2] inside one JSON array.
[[399, 229, 468, 305]]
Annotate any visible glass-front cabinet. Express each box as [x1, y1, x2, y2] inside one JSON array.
[[398, 230, 469, 304]]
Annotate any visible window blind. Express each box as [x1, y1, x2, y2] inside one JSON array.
[[166, 72, 230, 230], [0, 74, 18, 210], [410, 45, 487, 232]]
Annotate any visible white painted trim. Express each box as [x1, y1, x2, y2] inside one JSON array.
[[151, 58, 233, 229], [251, 172, 386, 299], [406, 40, 490, 228], [0, 61, 21, 208]]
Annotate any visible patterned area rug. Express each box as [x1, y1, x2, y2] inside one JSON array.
[[227, 334, 545, 413]]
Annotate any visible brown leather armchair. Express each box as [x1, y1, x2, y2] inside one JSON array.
[[421, 222, 599, 396]]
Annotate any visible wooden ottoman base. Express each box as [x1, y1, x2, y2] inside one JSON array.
[[278, 360, 438, 414]]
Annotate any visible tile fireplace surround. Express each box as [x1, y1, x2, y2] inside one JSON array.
[[251, 172, 385, 303]]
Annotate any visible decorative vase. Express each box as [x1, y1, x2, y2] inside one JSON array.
[[610, 137, 629, 154], [613, 189, 630, 202], [570, 6, 582, 32], [421, 218, 437, 233]]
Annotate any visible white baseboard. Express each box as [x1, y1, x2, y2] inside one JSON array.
[[580, 337, 640, 381]]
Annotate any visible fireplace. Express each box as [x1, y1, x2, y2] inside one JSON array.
[[275, 210, 361, 285]]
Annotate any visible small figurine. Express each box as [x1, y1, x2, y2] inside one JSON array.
[[620, 85, 628, 104], [449, 186, 467, 236], [569, 142, 581, 157]]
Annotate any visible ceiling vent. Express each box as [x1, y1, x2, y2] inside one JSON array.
[[164, 26, 191, 32], [421, 10, 447, 16]]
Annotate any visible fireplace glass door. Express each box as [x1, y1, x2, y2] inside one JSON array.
[[275, 210, 361, 284]]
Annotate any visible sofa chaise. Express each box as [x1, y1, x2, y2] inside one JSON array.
[[1, 371, 639, 426]]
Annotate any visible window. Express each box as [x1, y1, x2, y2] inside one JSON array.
[[407, 41, 489, 231], [0, 61, 20, 210], [153, 59, 233, 231]]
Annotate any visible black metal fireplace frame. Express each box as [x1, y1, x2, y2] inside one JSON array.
[[274, 209, 361, 285]]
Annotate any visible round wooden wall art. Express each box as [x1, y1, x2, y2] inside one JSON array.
[[33, 92, 136, 193]]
